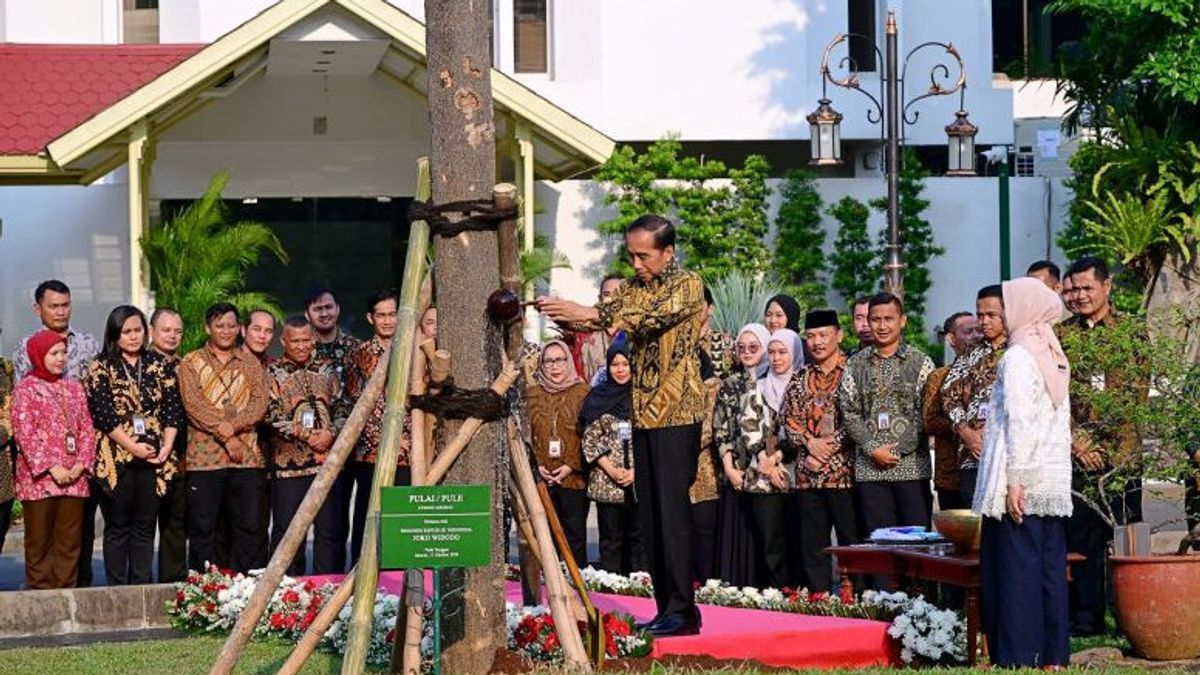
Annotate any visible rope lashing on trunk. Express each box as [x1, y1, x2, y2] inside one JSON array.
[[409, 377, 510, 422], [409, 199, 519, 238]]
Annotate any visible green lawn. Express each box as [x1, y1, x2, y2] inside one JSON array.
[[0, 634, 379, 675]]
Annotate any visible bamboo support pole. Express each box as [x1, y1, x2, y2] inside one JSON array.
[[505, 415, 590, 669], [277, 571, 356, 675], [209, 347, 390, 675], [341, 180, 432, 675], [419, 363, 519, 486]]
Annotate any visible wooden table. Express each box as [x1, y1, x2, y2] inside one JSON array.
[[827, 544, 1084, 665]]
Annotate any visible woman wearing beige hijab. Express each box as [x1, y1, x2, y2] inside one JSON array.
[[974, 276, 1072, 668]]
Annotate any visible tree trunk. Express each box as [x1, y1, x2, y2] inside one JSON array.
[[423, 1, 504, 672]]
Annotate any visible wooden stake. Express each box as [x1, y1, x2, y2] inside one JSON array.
[[506, 416, 590, 669], [341, 184, 431, 674], [209, 349, 389, 675]]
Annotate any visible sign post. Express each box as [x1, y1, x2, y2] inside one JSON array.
[[378, 484, 492, 674]]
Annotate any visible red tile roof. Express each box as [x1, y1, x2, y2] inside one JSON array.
[[0, 43, 204, 156]]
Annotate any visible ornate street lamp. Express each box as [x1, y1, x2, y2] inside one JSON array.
[[945, 110, 978, 176], [814, 10, 977, 297], [807, 99, 844, 165]]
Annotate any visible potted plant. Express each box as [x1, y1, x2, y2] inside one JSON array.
[[1061, 314, 1200, 660]]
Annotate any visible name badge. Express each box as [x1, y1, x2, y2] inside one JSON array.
[[977, 404, 989, 421], [66, 432, 77, 455], [132, 415, 147, 436], [877, 412, 891, 431], [616, 421, 632, 442], [301, 410, 316, 430], [548, 439, 562, 459]]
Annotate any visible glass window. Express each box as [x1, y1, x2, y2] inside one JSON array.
[[514, 0, 548, 74], [847, 0, 876, 73]]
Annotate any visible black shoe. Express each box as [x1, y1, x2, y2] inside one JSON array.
[[635, 614, 664, 631], [648, 611, 701, 637]]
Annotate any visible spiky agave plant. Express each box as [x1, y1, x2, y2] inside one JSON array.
[[707, 271, 778, 336], [141, 170, 289, 352]]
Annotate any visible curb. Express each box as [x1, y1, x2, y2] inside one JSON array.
[[0, 583, 175, 639]]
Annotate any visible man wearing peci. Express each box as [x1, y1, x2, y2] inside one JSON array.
[[538, 214, 706, 637]]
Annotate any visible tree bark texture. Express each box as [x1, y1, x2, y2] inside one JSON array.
[[424, 1, 505, 672]]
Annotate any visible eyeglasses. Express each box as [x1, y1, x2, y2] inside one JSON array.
[[543, 357, 570, 365], [735, 344, 760, 353]]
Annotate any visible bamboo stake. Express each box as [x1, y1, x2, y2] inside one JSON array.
[[277, 571, 356, 675], [341, 177, 431, 675], [209, 346, 390, 675], [506, 416, 590, 669]]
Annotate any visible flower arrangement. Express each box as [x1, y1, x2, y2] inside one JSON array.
[[563, 566, 967, 665], [504, 602, 653, 662]]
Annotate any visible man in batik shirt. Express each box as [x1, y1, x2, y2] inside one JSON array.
[[149, 307, 188, 582], [922, 311, 978, 511], [941, 284, 1006, 503], [0, 357, 14, 555], [178, 303, 270, 574], [781, 309, 856, 591], [305, 288, 361, 387], [839, 293, 935, 533], [265, 316, 348, 575], [343, 289, 411, 565], [539, 214, 706, 637]]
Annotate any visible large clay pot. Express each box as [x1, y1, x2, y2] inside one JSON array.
[[1111, 553, 1200, 660]]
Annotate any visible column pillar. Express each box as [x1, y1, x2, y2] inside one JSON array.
[[127, 119, 156, 310]]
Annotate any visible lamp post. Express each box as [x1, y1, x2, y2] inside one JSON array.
[[810, 11, 978, 298]]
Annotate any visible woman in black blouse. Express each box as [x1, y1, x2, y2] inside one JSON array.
[[84, 305, 183, 584]]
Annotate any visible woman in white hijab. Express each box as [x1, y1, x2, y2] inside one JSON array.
[[974, 276, 1072, 669], [759, 329, 800, 414]]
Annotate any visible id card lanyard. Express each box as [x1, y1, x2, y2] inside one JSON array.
[[52, 383, 78, 455], [548, 414, 562, 459], [122, 357, 149, 437]]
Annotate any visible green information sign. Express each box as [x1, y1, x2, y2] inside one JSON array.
[[378, 484, 492, 569]]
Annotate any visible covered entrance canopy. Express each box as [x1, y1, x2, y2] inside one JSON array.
[[0, 0, 614, 308]]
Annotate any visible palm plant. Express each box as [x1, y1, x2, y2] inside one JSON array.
[[519, 232, 571, 295], [707, 271, 778, 336], [141, 170, 289, 351]]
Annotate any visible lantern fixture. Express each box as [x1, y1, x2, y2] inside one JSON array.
[[807, 98, 843, 166], [945, 110, 978, 176]]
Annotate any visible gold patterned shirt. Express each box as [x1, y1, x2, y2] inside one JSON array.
[[571, 261, 706, 429], [178, 346, 269, 471], [940, 340, 1006, 470], [84, 352, 185, 496], [344, 337, 410, 465], [0, 358, 14, 502], [265, 356, 348, 478]]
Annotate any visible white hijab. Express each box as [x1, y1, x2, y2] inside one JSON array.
[[758, 328, 798, 412]]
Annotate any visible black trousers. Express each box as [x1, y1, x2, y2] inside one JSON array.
[[1068, 473, 1142, 635], [349, 462, 411, 566], [253, 473, 272, 569], [748, 492, 789, 590], [548, 485, 588, 567], [597, 500, 647, 575], [187, 468, 266, 573], [271, 473, 348, 576], [1186, 470, 1200, 537], [797, 489, 858, 593], [100, 463, 161, 585], [157, 475, 188, 582], [981, 515, 1070, 667], [959, 468, 979, 506], [936, 487, 969, 511], [77, 480, 102, 587], [690, 499, 718, 582], [634, 424, 699, 619], [857, 480, 932, 533]]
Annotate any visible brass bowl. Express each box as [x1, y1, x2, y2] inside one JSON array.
[[933, 509, 982, 554]]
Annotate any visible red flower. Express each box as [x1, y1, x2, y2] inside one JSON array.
[[175, 590, 186, 605], [543, 631, 560, 653], [385, 628, 396, 644], [301, 610, 317, 630], [269, 612, 285, 629], [204, 601, 216, 614], [282, 589, 300, 605]]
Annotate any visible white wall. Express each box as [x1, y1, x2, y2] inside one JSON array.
[[538, 174, 1072, 342], [154, 72, 429, 198], [0, 0, 120, 43], [0, 186, 129, 355]]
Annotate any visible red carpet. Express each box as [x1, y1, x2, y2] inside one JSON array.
[[304, 573, 897, 669]]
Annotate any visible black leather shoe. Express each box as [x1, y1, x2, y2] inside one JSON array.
[[635, 614, 664, 631], [648, 611, 701, 637]]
